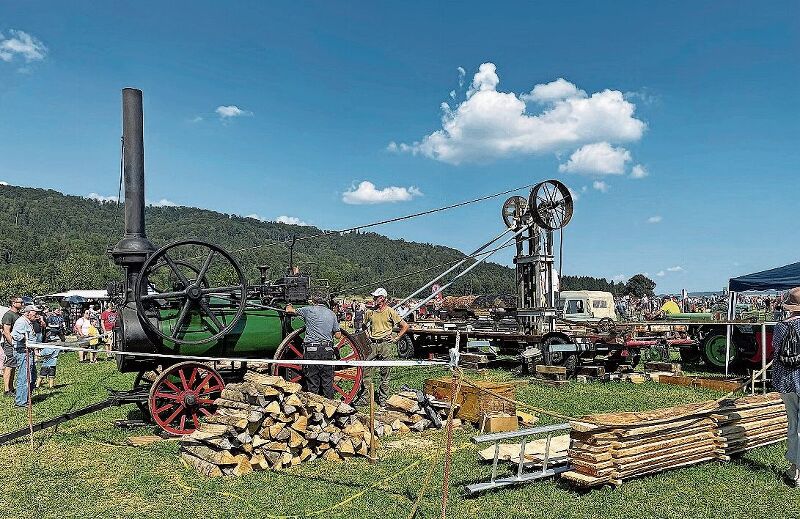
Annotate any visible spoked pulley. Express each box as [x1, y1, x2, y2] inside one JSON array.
[[528, 180, 573, 230], [501, 196, 531, 229], [134, 239, 248, 345]]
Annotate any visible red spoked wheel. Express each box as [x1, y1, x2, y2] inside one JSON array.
[[272, 327, 364, 404], [148, 361, 225, 435]]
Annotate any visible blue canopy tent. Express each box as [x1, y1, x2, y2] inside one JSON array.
[[729, 261, 800, 292], [724, 261, 800, 377]]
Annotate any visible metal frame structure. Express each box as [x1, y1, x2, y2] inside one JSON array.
[[466, 423, 571, 495]]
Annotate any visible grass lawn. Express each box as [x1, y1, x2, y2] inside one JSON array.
[[1, 353, 797, 519]]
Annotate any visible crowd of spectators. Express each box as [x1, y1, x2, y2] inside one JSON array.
[[613, 293, 785, 321], [0, 296, 117, 408]]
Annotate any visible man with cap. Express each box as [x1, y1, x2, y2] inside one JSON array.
[[773, 287, 800, 487], [365, 288, 409, 407], [285, 295, 341, 399], [11, 305, 41, 407]]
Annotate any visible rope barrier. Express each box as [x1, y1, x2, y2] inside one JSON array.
[[22, 342, 450, 368]]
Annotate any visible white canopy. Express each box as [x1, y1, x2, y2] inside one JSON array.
[[44, 289, 110, 300]]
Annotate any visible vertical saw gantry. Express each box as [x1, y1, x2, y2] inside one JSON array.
[[502, 181, 573, 336]]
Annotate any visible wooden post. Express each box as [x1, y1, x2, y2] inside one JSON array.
[[368, 379, 376, 462], [27, 346, 34, 449]]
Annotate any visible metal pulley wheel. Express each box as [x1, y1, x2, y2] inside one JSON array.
[[272, 327, 365, 404], [134, 239, 248, 345], [528, 180, 573, 230], [501, 196, 530, 229]]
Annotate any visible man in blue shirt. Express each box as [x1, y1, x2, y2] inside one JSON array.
[[12, 305, 40, 407], [285, 295, 341, 399]]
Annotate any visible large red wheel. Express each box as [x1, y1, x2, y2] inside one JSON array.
[[272, 328, 364, 404], [148, 361, 225, 435]]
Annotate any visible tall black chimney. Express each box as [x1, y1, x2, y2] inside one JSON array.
[[111, 88, 155, 268]]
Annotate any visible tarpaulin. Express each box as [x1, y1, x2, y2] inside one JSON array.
[[729, 261, 800, 292]]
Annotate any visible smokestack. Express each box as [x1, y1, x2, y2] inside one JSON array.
[[122, 88, 146, 239], [111, 88, 154, 267]]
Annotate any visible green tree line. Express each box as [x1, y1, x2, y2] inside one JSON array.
[[0, 185, 655, 302]]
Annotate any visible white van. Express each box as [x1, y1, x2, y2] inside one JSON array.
[[557, 291, 617, 322]]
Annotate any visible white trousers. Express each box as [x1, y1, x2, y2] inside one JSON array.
[[781, 393, 800, 467]]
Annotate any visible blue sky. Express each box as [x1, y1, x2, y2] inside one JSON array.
[[1, 1, 798, 293]]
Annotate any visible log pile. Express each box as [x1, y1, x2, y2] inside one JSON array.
[[562, 393, 786, 488], [179, 372, 375, 476], [371, 389, 459, 437]]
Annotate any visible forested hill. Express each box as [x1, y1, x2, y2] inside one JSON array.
[[0, 184, 518, 300]]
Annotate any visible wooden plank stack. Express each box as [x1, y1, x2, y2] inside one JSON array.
[[179, 371, 375, 477], [562, 393, 786, 488]]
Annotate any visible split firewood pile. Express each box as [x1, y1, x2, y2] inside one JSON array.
[[372, 387, 460, 437], [562, 393, 786, 488], [179, 372, 375, 477]]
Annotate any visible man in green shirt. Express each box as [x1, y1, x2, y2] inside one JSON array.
[[2, 297, 23, 397], [365, 288, 409, 407]]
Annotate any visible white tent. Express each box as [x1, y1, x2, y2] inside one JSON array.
[[44, 290, 110, 300]]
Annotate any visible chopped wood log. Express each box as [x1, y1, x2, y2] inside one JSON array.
[[181, 452, 223, 477], [291, 416, 308, 434], [183, 444, 240, 465], [386, 395, 419, 413]]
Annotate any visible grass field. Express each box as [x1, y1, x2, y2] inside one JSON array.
[[1, 353, 798, 519]]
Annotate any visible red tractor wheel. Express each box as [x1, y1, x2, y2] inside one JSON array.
[[148, 361, 225, 435], [272, 328, 364, 404]]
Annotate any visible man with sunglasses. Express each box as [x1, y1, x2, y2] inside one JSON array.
[[1, 297, 23, 397], [364, 288, 409, 407]]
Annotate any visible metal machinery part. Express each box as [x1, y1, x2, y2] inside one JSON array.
[[147, 361, 226, 435], [134, 239, 248, 346], [110, 88, 364, 435], [502, 196, 530, 230], [528, 180, 573, 231], [272, 327, 368, 403]]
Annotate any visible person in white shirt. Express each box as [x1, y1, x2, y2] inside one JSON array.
[[74, 310, 96, 363]]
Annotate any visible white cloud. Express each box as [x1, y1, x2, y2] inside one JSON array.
[[646, 215, 662, 224], [449, 90, 456, 100], [215, 105, 252, 119], [0, 181, 8, 186], [592, 180, 609, 193], [457, 66, 466, 87], [0, 30, 47, 63], [667, 266, 684, 272], [631, 164, 648, 179], [612, 274, 626, 282], [87, 193, 118, 203], [275, 215, 309, 226], [245, 213, 267, 222], [656, 270, 665, 277], [342, 181, 423, 205], [522, 78, 586, 104], [148, 198, 177, 207], [559, 142, 631, 175], [393, 63, 646, 165], [191, 116, 204, 123]]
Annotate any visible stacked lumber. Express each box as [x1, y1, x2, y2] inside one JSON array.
[[371, 389, 459, 436], [712, 394, 787, 456], [179, 372, 374, 477], [562, 393, 786, 488]]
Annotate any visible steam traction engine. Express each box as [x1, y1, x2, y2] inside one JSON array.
[[109, 89, 368, 435]]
